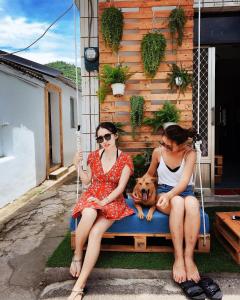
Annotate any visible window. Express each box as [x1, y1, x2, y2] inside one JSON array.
[[70, 97, 77, 128], [0, 122, 10, 158]]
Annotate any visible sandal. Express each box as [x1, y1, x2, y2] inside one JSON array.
[[67, 288, 85, 300], [70, 256, 82, 277], [178, 280, 206, 300], [198, 276, 223, 300]]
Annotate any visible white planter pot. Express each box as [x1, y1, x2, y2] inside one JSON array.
[[175, 76, 183, 86], [111, 83, 125, 97]]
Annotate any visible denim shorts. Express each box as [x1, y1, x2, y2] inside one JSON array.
[[157, 184, 194, 197]]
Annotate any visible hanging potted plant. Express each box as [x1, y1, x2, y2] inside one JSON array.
[[141, 31, 166, 78], [168, 7, 187, 47], [101, 6, 123, 53], [130, 96, 144, 137], [143, 101, 180, 133], [167, 63, 192, 95], [98, 64, 132, 102]]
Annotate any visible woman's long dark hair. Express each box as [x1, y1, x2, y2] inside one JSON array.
[[160, 124, 196, 145], [95, 122, 118, 137]]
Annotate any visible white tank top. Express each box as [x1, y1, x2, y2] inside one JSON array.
[[157, 150, 193, 186]]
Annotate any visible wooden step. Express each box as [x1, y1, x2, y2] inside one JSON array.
[[214, 211, 240, 265], [215, 155, 223, 166], [215, 165, 223, 176], [71, 232, 210, 253], [214, 224, 240, 265], [49, 167, 68, 180], [215, 174, 222, 184]]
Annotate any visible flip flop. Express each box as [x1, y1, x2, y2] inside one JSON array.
[[198, 276, 223, 300], [178, 280, 206, 300]]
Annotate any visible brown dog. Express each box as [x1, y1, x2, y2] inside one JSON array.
[[131, 175, 157, 221]]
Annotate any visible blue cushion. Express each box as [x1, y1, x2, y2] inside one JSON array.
[[70, 195, 210, 234]]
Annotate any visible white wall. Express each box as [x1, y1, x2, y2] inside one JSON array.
[[0, 65, 46, 208], [45, 76, 80, 167], [79, 0, 99, 168]]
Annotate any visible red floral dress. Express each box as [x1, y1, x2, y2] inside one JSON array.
[[72, 149, 135, 220]]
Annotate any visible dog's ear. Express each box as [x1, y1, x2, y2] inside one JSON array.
[[150, 177, 157, 183]]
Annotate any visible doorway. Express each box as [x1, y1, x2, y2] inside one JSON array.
[[45, 83, 63, 177], [215, 45, 240, 189]]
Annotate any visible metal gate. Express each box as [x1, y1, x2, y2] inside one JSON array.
[[192, 47, 215, 189]]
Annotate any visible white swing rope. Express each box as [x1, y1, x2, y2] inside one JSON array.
[[194, 0, 207, 246], [73, 0, 82, 231]]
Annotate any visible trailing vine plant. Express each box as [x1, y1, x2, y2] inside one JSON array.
[[130, 96, 144, 137], [141, 31, 166, 78], [143, 101, 180, 133], [168, 7, 187, 47], [167, 63, 192, 95], [101, 6, 123, 53]]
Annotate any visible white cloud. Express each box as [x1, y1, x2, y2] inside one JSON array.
[[0, 15, 80, 65]]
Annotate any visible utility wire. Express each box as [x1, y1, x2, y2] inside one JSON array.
[[0, 3, 73, 57]]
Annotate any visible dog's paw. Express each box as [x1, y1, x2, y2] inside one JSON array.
[[138, 212, 144, 219], [146, 214, 153, 221]]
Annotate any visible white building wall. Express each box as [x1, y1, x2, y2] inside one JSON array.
[[45, 76, 80, 166], [0, 65, 46, 208]]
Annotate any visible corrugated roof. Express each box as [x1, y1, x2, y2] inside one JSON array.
[[0, 51, 80, 90], [0, 50, 61, 77]]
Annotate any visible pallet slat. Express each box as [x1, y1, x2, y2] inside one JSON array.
[[71, 232, 210, 253]]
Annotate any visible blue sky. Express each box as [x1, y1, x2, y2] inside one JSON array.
[[0, 0, 80, 65]]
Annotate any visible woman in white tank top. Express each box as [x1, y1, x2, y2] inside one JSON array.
[[145, 124, 201, 286]]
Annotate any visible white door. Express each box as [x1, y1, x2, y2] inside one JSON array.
[[192, 47, 215, 191]]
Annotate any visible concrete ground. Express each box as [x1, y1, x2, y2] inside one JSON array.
[[0, 173, 240, 300]]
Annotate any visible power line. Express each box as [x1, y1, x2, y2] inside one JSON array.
[[0, 3, 74, 58]]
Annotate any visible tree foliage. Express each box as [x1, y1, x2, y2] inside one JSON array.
[[46, 61, 81, 86]]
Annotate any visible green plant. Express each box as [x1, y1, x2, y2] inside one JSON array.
[[98, 64, 132, 102], [141, 31, 166, 78], [143, 101, 180, 133], [100, 64, 131, 85], [168, 7, 187, 47], [130, 96, 144, 137], [167, 63, 192, 94], [101, 6, 123, 53]]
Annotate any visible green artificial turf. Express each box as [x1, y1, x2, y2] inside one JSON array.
[[47, 207, 240, 272]]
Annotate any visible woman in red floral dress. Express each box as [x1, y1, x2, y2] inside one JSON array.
[[68, 122, 134, 300]]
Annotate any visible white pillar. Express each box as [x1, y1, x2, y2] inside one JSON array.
[[77, 0, 99, 166]]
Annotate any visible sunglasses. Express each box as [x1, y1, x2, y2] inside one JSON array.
[[159, 141, 173, 151], [96, 133, 113, 144]]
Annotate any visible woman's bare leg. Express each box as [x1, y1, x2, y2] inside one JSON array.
[[169, 196, 186, 283], [70, 208, 98, 277], [184, 196, 201, 283], [68, 215, 114, 299]]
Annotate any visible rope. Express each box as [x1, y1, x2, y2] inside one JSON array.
[[195, 0, 207, 246]]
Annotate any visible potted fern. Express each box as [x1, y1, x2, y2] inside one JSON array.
[[167, 63, 192, 95], [101, 6, 123, 53], [98, 64, 132, 102], [143, 101, 180, 133], [130, 96, 144, 137], [168, 7, 187, 47], [141, 31, 166, 78]]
